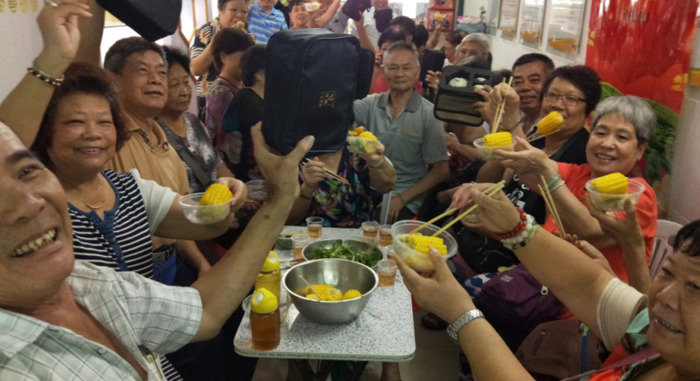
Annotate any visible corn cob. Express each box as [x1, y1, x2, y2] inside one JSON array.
[[407, 235, 447, 255], [200, 183, 233, 205], [348, 126, 366, 136], [591, 172, 629, 194], [304, 284, 335, 296], [308, 287, 343, 301], [343, 289, 362, 300], [483, 131, 512, 147], [537, 111, 564, 135], [359, 131, 377, 140]]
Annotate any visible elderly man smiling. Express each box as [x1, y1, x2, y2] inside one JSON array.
[[0, 119, 312, 379]]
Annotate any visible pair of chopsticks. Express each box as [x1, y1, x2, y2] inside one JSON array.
[[491, 77, 514, 134], [303, 158, 350, 185], [526, 129, 561, 143], [408, 208, 458, 235], [537, 175, 566, 235], [280, 232, 311, 236], [431, 180, 506, 237]]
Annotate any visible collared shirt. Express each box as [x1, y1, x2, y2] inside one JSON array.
[[247, 3, 288, 43], [0, 261, 202, 380], [353, 90, 449, 213], [104, 113, 190, 250]]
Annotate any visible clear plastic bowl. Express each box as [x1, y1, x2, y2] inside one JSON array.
[[473, 137, 515, 160], [304, 1, 320, 11], [585, 178, 645, 211], [347, 136, 380, 154], [179, 192, 231, 224], [390, 220, 458, 272]]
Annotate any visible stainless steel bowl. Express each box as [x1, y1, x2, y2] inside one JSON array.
[[302, 239, 384, 268], [283, 259, 378, 324]]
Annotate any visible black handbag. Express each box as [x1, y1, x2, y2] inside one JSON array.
[[97, 0, 181, 41], [433, 66, 495, 126], [262, 30, 374, 156]]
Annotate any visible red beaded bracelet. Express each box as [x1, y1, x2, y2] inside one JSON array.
[[490, 208, 527, 240]]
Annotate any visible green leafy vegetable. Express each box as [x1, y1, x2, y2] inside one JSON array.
[[308, 240, 381, 267]]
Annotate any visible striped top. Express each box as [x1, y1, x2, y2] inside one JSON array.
[[247, 3, 287, 43], [70, 170, 174, 279]]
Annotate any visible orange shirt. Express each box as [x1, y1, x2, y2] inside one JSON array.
[[543, 163, 658, 284]]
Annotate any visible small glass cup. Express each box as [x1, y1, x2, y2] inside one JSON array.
[[306, 216, 324, 239], [361, 221, 379, 245], [291, 234, 310, 261], [377, 259, 398, 287], [379, 224, 393, 246]]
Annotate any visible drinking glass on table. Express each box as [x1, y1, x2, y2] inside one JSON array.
[[291, 235, 310, 261], [305, 216, 323, 238], [379, 224, 393, 246], [377, 259, 398, 287], [361, 221, 379, 245]]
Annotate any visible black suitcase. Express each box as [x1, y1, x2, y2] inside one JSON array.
[[262, 30, 374, 156], [97, 0, 181, 41]]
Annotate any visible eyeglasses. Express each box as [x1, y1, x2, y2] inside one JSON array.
[[543, 92, 586, 106]]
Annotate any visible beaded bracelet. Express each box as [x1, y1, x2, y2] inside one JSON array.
[[546, 174, 562, 190], [490, 208, 527, 240], [500, 213, 537, 251], [27, 65, 64, 87]]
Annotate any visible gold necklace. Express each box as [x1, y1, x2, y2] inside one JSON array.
[[72, 184, 106, 210]]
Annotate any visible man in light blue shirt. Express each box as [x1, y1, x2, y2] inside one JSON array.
[[247, 0, 288, 43]]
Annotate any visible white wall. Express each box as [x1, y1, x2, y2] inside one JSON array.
[[463, 0, 589, 71]]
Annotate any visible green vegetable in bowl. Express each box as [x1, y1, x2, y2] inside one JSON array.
[[308, 240, 381, 267]]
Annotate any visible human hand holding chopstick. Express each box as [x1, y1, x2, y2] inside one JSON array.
[[449, 182, 521, 234]]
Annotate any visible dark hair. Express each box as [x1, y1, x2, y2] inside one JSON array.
[[162, 45, 191, 75], [457, 56, 490, 70], [378, 28, 407, 48], [512, 53, 555, 74], [32, 63, 127, 166], [218, 0, 243, 11], [241, 44, 267, 87], [288, 0, 305, 7], [444, 30, 467, 47], [211, 28, 255, 71], [388, 16, 416, 40], [413, 24, 429, 49], [104, 37, 166, 75], [540, 65, 601, 115], [672, 220, 700, 257]]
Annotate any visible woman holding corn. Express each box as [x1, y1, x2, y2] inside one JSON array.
[[493, 95, 658, 291]]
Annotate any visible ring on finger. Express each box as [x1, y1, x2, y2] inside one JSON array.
[[46, 0, 59, 7]]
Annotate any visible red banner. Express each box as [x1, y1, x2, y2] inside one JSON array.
[[586, 0, 698, 112]]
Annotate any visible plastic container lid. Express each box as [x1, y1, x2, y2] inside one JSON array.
[[251, 288, 278, 314], [261, 251, 280, 272]]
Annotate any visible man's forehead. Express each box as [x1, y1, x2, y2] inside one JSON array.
[[125, 50, 165, 68], [514, 61, 546, 76], [0, 123, 32, 167]]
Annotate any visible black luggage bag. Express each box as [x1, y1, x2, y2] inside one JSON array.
[[262, 29, 374, 156]]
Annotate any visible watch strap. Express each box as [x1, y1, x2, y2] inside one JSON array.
[[447, 309, 484, 343]]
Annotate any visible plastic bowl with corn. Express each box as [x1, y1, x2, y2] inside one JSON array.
[[391, 220, 458, 272]]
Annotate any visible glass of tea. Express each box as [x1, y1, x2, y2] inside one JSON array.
[[377, 259, 398, 287], [379, 224, 393, 246], [361, 221, 379, 245], [291, 234, 310, 261], [305, 216, 323, 239]]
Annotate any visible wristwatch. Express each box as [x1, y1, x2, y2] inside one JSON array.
[[447, 309, 484, 343]]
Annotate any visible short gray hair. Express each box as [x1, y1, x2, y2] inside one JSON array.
[[461, 33, 490, 56], [591, 95, 656, 145], [382, 40, 420, 67]]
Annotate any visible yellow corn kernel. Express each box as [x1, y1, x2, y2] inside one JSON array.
[[304, 284, 335, 296], [537, 111, 564, 135], [407, 235, 447, 255], [359, 131, 377, 140], [200, 183, 233, 205], [343, 289, 362, 300], [306, 294, 321, 301], [483, 132, 512, 147], [354, 126, 366, 134], [591, 172, 629, 195]]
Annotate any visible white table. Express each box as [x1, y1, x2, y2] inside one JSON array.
[[234, 227, 416, 380]]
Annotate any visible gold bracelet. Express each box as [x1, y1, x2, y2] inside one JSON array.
[[27, 64, 64, 87]]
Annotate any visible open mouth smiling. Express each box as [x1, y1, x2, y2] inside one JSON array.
[[12, 229, 57, 257]]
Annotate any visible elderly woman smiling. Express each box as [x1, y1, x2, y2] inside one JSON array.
[[495, 95, 658, 291]]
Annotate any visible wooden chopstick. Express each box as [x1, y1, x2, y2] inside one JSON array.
[[526, 129, 560, 143], [408, 208, 458, 235], [280, 232, 311, 236], [491, 77, 514, 134], [431, 181, 506, 237], [303, 158, 351, 185], [538, 175, 566, 235]]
